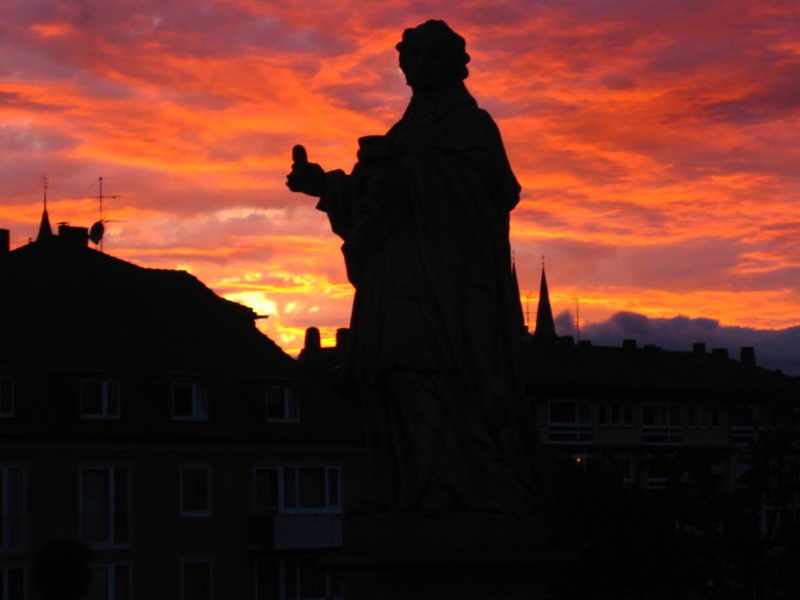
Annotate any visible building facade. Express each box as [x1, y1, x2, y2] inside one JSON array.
[[0, 216, 365, 600]]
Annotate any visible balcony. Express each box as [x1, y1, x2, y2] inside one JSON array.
[[548, 423, 592, 444], [642, 425, 682, 445], [730, 425, 758, 446]]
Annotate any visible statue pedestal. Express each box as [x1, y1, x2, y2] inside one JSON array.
[[323, 512, 574, 600]]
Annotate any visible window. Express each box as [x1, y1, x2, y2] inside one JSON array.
[[0, 567, 23, 600], [686, 404, 721, 430], [253, 469, 279, 515], [256, 558, 341, 600], [172, 383, 208, 421], [642, 404, 682, 445], [0, 466, 25, 550], [709, 405, 720, 428], [613, 455, 634, 487], [735, 454, 754, 489], [597, 402, 634, 427], [731, 425, 757, 445], [182, 560, 211, 600], [548, 401, 591, 443], [685, 406, 695, 428], [254, 466, 341, 514], [255, 560, 280, 600], [646, 461, 671, 491], [81, 380, 120, 419], [0, 378, 13, 417], [266, 386, 299, 423], [80, 467, 129, 546], [730, 406, 757, 445], [181, 467, 212, 517], [87, 563, 130, 600]]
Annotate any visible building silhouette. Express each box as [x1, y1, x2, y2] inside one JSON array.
[[526, 265, 798, 494], [0, 213, 365, 599], [2, 208, 798, 599], [524, 266, 800, 597]]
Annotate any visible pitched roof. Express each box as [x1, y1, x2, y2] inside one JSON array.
[[0, 228, 297, 380]]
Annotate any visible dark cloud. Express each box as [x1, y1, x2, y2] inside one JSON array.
[[572, 311, 800, 376], [0, 91, 64, 112], [700, 68, 800, 124], [317, 51, 407, 120], [0, 123, 79, 154]]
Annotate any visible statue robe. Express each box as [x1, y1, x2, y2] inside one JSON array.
[[317, 82, 541, 513]]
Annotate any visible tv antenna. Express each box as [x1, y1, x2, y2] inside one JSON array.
[[72, 176, 125, 251]]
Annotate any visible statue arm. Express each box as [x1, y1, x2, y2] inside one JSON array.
[[315, 169, 356, 240], [286, 144, 357, 239]]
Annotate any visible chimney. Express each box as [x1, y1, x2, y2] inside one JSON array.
[[0, 229, 8, 254], [693, 342, 706, 355], [711, 348, 729, 361], [623, 339, 638, 352], [740, 347, 756, 368], [58, 224, 88, 248], [304, 327, 321, 353]]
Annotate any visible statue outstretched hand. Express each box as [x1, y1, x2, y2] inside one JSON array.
[[286, 145, 325, 197]]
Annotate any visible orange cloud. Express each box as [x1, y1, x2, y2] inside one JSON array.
[[2, 0, 799, 371]]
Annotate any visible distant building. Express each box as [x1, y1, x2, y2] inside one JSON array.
[[299, 266, 800, 514], [524, 266, 800, 532], [0, 213, 364, 600]]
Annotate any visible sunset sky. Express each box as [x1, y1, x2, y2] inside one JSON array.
[[2, 1, 799, 374]]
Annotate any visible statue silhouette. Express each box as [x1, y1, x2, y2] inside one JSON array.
[[288, 20, 544, 514]]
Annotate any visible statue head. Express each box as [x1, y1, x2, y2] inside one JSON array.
[[396, 20, 471, 91]]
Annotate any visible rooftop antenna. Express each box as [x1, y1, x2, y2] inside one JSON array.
[[72, 176, 124, 252]]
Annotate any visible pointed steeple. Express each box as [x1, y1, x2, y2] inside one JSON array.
[[534, 262, 557, 342], [36, 175, 53, 243]]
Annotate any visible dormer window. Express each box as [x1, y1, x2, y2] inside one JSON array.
[[266, 386, 298, 423], [81, 379, 120, 419], [0, 377, 13, 417], [172, 383, 208, 421]]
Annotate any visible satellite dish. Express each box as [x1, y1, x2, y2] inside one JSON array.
[[89, 221, 105, 245]]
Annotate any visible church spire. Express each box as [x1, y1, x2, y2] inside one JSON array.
[[36, 175, 53, 243], [534, 260, 557, 342]]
